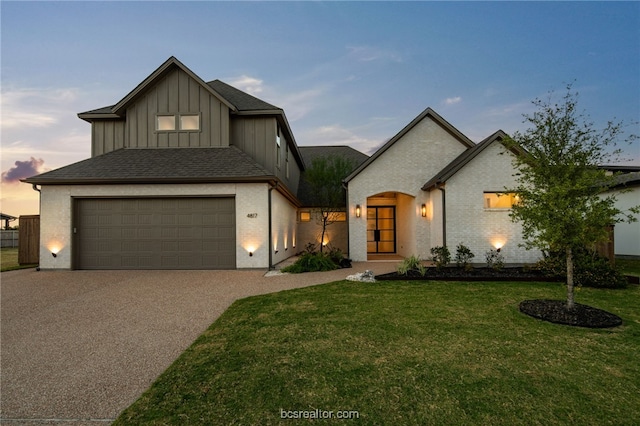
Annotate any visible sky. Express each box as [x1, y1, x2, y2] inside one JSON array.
[[2, 1, 639, 221]]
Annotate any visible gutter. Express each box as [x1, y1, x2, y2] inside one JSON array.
[[268, 183, 276, 270]]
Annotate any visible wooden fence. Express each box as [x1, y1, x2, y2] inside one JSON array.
[[18, 215, 40, 265], [594, 225, 615, 265], [1, 230, 19, 248]]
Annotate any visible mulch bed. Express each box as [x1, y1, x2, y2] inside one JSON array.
[[519, 299, 622, 328], [376, 267, 562, 282]]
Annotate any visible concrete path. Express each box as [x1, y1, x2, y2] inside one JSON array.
[[0, 262, 396, 425]]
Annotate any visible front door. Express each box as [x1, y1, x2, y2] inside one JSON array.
[[367, 206, 396, 253]]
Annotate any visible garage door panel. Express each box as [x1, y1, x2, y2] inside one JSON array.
[[75, 198, 236, 270]]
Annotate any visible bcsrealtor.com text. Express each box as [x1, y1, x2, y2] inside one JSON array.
[[280, 408, 360, 420]]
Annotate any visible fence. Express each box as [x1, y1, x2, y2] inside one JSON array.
[[18, 215, 40, 265], [1, 230, 19, 248]]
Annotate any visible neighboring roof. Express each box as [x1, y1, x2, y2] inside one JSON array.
[[297, 146, 369, 207], [422, 130, 522, 191], [1, 213, 17, 220], [609, 171, 640, 189], [22, 147, 276, 185], [344, 107, 475, 184]]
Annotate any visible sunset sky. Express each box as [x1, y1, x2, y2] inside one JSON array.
[[2, 1, 639, 221]]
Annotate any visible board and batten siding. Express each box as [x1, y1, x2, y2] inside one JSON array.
[[92, 120, 126, 157], [123, 67, 230, 150]]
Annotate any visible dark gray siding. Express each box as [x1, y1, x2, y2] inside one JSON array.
[[124, 67, 230, 149], [92, 120, 126, 156]]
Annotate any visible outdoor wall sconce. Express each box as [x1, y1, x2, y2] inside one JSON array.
[[249, 251, 253, 257], [51, 252, 57, 258], [421, 204, 427, 217], [355, 205, 361, 217]]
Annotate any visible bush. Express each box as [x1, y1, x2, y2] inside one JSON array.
[[397, 255, 426, 276], [455, 243, 475, 271], [485, 249, 505, 271], [537, 248, 627, 289], [430, 246, 450, 270], [281, 251, 339, 273]]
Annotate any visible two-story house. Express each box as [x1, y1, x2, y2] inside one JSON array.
[[25, 56, 312, 270]]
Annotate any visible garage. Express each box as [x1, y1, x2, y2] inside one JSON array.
[[74, 197, 236, 269]]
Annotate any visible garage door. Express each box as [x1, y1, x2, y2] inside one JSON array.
[[74, 198, 236, 269]]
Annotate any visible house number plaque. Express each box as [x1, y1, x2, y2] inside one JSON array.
[[247, 213, 258, 218]]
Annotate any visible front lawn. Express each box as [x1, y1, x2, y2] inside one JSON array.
[[115, 280, 640, 425], [0, 248, 37, 272]]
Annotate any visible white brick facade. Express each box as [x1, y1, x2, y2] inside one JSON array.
[[38, 182, 281, 269], [347, 110, 542, 264]]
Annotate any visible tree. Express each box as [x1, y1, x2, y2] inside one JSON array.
[[504, 85, 638, 310], [304, 154, 356, 253]]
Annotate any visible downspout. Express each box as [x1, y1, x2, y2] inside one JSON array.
[[342, 181, 350, 259], [268, 182, 276, 270], [438, 184, 446, 248]]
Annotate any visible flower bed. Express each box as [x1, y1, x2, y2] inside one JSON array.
[[376, 266, 562, 282]]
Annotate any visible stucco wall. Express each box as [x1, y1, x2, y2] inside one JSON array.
[[444, 142, 540, 264], [348, 115, 468, 261], [38, 183, 274, 269]]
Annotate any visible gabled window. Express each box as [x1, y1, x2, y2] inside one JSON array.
[[483, 192, 518, 210], [156, 115, 176, 131], [285, 143, 290, 179]]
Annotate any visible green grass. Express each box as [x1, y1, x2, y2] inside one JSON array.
[[0, 248, 37, 272], [618, 258, 640, 277], [115, 280, 640, 425]]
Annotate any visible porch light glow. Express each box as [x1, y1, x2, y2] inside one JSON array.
[[492, 239, 505, 250], [355, 204, 361, 218], [421, 204, 427, 217]]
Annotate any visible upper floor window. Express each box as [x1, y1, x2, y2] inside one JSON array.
[[156, 114, 200, 132], [285, 143, 290, 179], [483, 192, 518, 210], [276, 124, 282, 168]]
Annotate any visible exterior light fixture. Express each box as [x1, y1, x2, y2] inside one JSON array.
[[355, 205, 361, 217], [52, 252, 57, 258], [249, 251, 253, 257], [421, 204, 427, 217]]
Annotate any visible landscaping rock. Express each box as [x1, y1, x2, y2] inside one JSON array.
[[346, 270, 376, 283]]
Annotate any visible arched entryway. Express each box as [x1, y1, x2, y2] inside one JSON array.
[[366, 192, 416, 260]]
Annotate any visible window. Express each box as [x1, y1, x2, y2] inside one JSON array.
[[156, 114, 200, 131], [157, 115, 176, 131], [285, 143, 290, 179], [483, 192, 518, 210], [180, 114, 199, 130], [300, 211, 311, 222], [276, 125, 281, 168]]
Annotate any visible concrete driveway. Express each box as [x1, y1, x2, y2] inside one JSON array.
[[1, 262, 395, 425]]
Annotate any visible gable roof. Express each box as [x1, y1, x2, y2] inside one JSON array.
[[297, 145, 369, 206], [421, 129, 522, 190], [344, 107, 475, 183], [23, 147, 277, 185]]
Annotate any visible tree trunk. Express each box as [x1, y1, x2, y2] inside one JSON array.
[[566, 246, 575, 310]]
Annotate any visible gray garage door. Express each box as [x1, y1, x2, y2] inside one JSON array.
[[74, 198, 236, 269]]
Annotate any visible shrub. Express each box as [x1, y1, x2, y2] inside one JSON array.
[[281, 251, 339, 274], [397, 255, 426, 276], [430, 246, 450, 270], [537, 248, 627, 289], [455, 243, 475, 271], [485, 249, 505, 271]]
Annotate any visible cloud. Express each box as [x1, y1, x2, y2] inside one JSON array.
[[226, 75, 264, 96], [443, 96, 462, 106], [1, 87, 79, 129], [346, 45, 404, 63], [2, 157, 47, 183]]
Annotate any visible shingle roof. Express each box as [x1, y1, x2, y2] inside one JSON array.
[[23, 147, 275, 185], [207, 80, 281, 112], [297, 145, 369, 206]]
